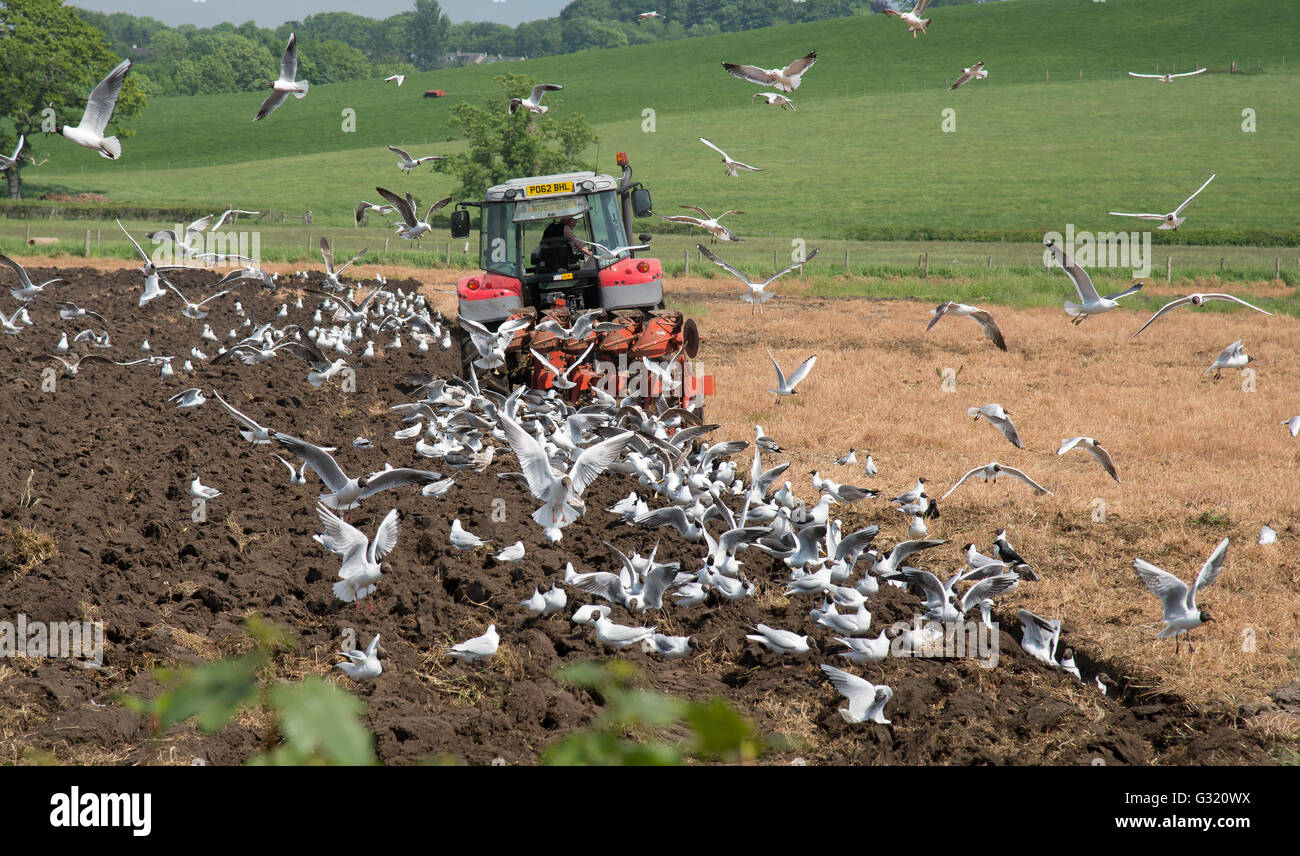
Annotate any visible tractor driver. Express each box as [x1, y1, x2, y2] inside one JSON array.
[[538, 215, 593, 268]]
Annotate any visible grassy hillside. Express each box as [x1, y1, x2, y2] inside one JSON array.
[[14, 0, 1300, 239]]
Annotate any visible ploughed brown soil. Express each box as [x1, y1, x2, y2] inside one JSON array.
[[0, 265, 1282, 765]]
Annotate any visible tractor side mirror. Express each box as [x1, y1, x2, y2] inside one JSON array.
[[638, 233, 652, 244], [631, 188, 653, 218], [450, 209, 470, 239]]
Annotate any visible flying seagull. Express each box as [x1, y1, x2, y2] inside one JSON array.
[[752, 92, 796, 111], [375, 187, 451, 242], [1134, 537, 1227, 651], [0, 135, 24, 170], [941, 462, 1052, 501], [384, 74, 405, 86], [660, 205, 743, 243], [254, 33, 309, 121], [388, 145, 444, 173], [766, 348, 817, 397], [820, 664, 893, 724], [274, 431, 443, 510], [0, 254, 63, 302], [698, 245, 818, 313], [967, 404, 1023, 449], [949, 60, 987, 90], [883, 0, 933, 37], [509, 84, 562, 115], [1057, 437, 1120, 482], [315, 503, 400, 607], [1109, 174, 1215, 230], [336, 634, 382, 681], [1045, 239, 1142, 324], [1205, 339, 1252, 380], [61, 59, 131, 159], [721, 51, 817, 92], [1128, 292, 1273, 339], [926, 302, 1006, 350], [1128, 68, 1207, 83], [698, 137, 762, 177]]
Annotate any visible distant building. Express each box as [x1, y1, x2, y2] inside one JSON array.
[[441, 51, 527, 66]]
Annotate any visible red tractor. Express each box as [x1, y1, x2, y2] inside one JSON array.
[[449, 152, 713, 407]]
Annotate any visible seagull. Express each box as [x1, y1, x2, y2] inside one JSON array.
[[968, 404, 1023, 449], [1128, 292, 1273, 339], [992, 529, 1037, 580], [384, 74, 405, 86], [1258, 525, 1277, 545], [355, 200, 397, 225], [698, 138, 763, 177], [883, 0, 933, 37], [58, 302, 107, 324], [926, 302, 1007, 351], [642, 634, 692, 659], [752, 92, 796, 110], [1045, 239, 1143, 324], [636, 11, 664, 22], [660, 206, 743, 243], [254, 33, 309, 121], [319, 238, 369, 290], [836, 449, 857, 466], [766, 348, 817, 397], [863, 455, 878, 477], [495, 541, 526, 563], [115, 220, 195, 306], [212, 391, 274, 444], [1109, 174, 1215, 230], [1134, 537, 1227, 651], [164, 281, 238, 320], [0, 135, 23, 170], [375, 187, 451, 243], [1283, 416, 1300, 438], [336, 634, 382, 681], [593, 615, 656, 650], [722, 51, 817, 92], [0, 254, 63, 301], [169, 388, 208, 409], [833, 632, 891, 665], [315, 503, 400, 606], [509, 83, 562, 115], [949, 60, 987, 90], [446, 625, 499, 663], [1205, 339, 1252, 380], [190, 476, 221, 500], [941, 462, 1051, 500], [698, 245, 817, 313], [449, 518, 490, 550], [745, 624, 811, 657], [273, 454, 308, 485], [820, 665, 893, 724], [1057, 437, 1120, 482], [1127, 68, 1207, 83], [388, 145, 444, 173], [497, 413, 633, 536], [60, 59, 131, 159], [1017, 609, 1062, 666], [531, 342, 595, 390], [274, 431, 442, 510]]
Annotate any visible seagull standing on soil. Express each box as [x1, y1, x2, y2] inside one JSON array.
[[190, 476, 221, 500], [449, 518, 490, 550], [1109, 174, 1215, 230], [820, 664, 893, 724], [337, 634, 382, 681], [254, 33, 309, 121], [61, 59, 132, 159], [1134, 537, 1228, 651], [722, 51, 817, 92], [447, 625, 499, 663], [1045, 239, 1143, 324]]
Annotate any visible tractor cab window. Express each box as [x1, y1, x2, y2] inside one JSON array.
[[480, 202, 521, 277], [513, 197, 592, 276]]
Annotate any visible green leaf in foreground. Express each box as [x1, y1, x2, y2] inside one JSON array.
[[251, 677, 376, 766], [116, 654, 262, 734]]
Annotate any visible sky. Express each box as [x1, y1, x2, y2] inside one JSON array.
[[70, 1, 570, 28]]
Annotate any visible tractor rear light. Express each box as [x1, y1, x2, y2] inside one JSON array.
[[636, 261, 650, 274], [616, 151, 629, 166], [466, 278, 480, 291]]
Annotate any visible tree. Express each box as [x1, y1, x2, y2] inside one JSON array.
[[409, 0, 450, 70], [0, 0, 147, 199], [437, 72, 598, 201]]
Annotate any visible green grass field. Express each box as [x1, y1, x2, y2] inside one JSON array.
[[8, 0, 1300, 242]]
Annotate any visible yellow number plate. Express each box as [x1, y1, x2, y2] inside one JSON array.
[[525, 181, 575, 197]]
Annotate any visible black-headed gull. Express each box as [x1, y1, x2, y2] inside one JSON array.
[[1109, 174, 1215, 230], [190, 476, 221, 500], [968, 404, 1023, 449], [254, 33, 309, 121], [274, 431, 442, 509], [509, 83, 562, 115], [1134, 537, 1227, 651], [1045, 239, 1143, 324], [745, 624, 811, 657], [164, 281, 238, 320], [531, 342, 595, 390], [820, 664, 893, 724], [0, 254, 63, 302], [49, 353, 113, 376], [1205, 339, 1252, 380], [699, 137, 762, 177], [61, 59, 131, 159], [315, 503, 399, 607], [699, 245, 817, 313], [766, 348, 817, 396], [722, 50, 817, 92], [1127, 68, 1206, 83], [883, 0, 932, 37], [941, 462, 1051, 500], [0, 135, 23, 170], [926, 301, 1007, 350], [752, 92, 796, 110], [384, 74, 405, 86], [1128, 291, 1272, 339], [1017, 609, 1061, 666], [319, 238, 369, 290], [446, 625, 498, 662], [1283, 416, 1300, 438], [1057, 437, 1120, 482], [636, 11, 664, 22], [354, 200, 397, 225], [375, 186, 451, 242], [660, 205, 743, 243], [212, 391, 273, 444], [948, 60, 987, 90], [387, 145, 444, 173], [337, 634, 382, 681], [449, 518, 490, 550]]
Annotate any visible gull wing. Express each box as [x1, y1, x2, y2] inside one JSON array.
[[360, 467, 442, 499], [960, 573, 1020, 614], [319, 236, 335, 271], [759, 248, 819, 287], [1108, 210, 1167, 219], [765, 347, 789, 391], [999, 465, 1052, 495], [1045, 240, 1099, 303], [375, 186, 416, 227], [820, 664, 875, 720], [1129, 295, 1194, 338], [940, 465, 986, 501], [969, 308, 1007, 350], [315, 502, 368, 565], [1173, 174, 1215, 216], [423, 197, 453, 221], [896, 568, 948, 612], [1102, 282, 1143, 302], [82, 59, 131, 135], [275, 432, 351, 492], [212, 390, 267, 433], [254, 90, 289, 121], [1202, 293, 1273, 316], [783, 51, 818, 78], [368, 508, 401, 563], [699, 137, 730, 161], [722, 63, 773, 86], [1127, 72, 1165, 79], [387, 145, 413, 163], [1133, 558, 1190, 617], [530, 83, 563, 103], [698, 244, 753, 285], [569, 430, 635, 496], [785, 354, 818, 391], [115, 219, 152, 264], [281, 33, 299, 81], [1086, 442, 1121, 483], [1190, 537, 1228, 610], [1171, 68, 1207, 78]]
